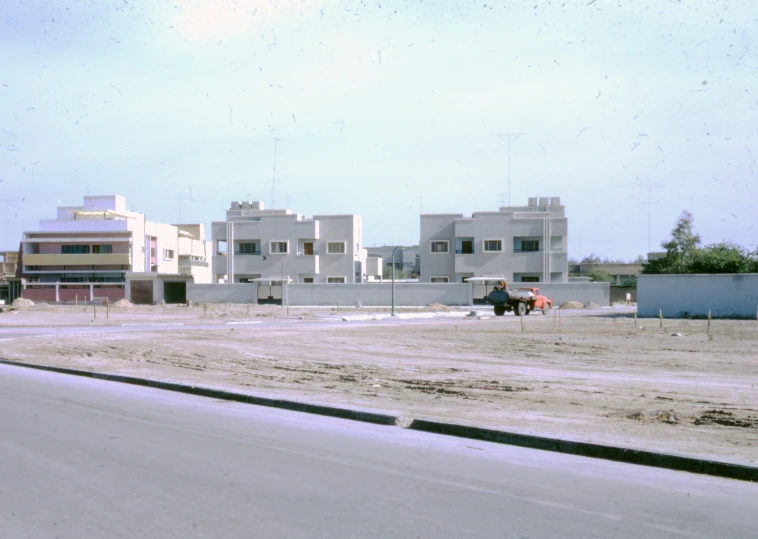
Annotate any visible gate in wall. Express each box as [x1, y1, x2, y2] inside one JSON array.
[[130, 280, 153, 305]]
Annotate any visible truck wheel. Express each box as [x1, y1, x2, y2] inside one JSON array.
[[516, 302, 527, 317], [494, 306, 506, 317], [542, 305, 551, 316]]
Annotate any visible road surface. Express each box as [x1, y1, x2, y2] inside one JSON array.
[[0, 363, 755, 538]]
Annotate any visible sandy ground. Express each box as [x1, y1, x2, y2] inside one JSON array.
[[1, 303, 757, 466]]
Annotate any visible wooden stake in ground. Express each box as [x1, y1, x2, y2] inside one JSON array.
[[106, 301, 110, 320], [520, 312, 524, 332], [203, 303, 207, 317], [659, 309, 663, 329], [634, 309, 637, 326], [707, 310, 711, 336], [93, 303, 96, 320]]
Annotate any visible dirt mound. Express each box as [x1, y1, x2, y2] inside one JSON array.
[[11, 298, 35, 308], [424, 302, 451, 312], [560, 301, 584, 309], [112, 299, 133, 308], [585, 301, 602, 309], [692, 409, 758, 428]]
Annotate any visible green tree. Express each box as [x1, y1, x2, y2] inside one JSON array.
[[382, 266, 407, 279], [588, 268, 615, 283], [642, 211, 756, 274], [690, 242, 758, 274], [662, 210, 701, 273]]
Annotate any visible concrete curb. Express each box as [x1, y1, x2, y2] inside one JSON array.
[[2, 358, 756, 483], [0, 359, 396, 426], [407, 419, 758, 483]]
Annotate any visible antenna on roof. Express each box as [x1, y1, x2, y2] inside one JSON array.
[[637, 183, 662, 254], [494, 132, 529, 206], [271, 138, 281, 209]]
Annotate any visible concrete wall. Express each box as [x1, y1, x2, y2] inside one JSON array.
[[286, 283, 472, 306], [187, 283, 258, 304], [638, 274, 758, 318], [516, 282, 610, 306]]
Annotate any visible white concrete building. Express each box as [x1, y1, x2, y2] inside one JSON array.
[[19, 195, 211, 303], [420, 197, 568, 284], [211, 201, 368, 284]]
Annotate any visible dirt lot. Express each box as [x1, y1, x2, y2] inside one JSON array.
[[1, 303, 757, 465]]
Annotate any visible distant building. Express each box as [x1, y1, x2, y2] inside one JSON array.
[[211, 201, 367, 284], [364, 245, 420, 276], [569, 262, 643, 285], [420, 197, 568, 283], [0, 250, 18, 278], [19, 195, 211, 303]]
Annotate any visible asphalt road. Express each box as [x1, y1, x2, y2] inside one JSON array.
[[1, 364, 755, 539]]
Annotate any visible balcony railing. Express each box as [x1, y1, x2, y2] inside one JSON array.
[[513, 248, 544, 253], [297, 250, 319, 256], [455, 249, 475, 254], [234, 250, 261, 256]]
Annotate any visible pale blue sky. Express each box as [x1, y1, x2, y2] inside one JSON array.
[[1, 0, 756, 260]]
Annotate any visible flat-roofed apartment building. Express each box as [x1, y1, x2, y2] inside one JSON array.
[[1, 251, 18, 278], [420, 196, 568, 284], [20, 195, 211, 303], [212, 201, 368, 284]]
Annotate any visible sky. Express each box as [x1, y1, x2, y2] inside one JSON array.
[[1, 0, 756, 261]]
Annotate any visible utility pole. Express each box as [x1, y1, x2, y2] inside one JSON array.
[[498, 193, 506, 207], [495, 133, 528, 207]]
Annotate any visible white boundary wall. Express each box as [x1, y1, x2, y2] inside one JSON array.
[[187, 283, 257, 304], [638, 274, 758, 318], [521, 282, 610, 306], [287, 283, 472, 306]]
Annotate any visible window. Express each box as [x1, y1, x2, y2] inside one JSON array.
[[430, 240, 449, 253], [238, 242, 258, 254], [327, 242, 346, 254], [430, 276, 449, 283], [520, 240, 540, 252], [483, 239, 502, 252], [521, 276, 540, 282], [93, 245, 112, 254], [270, 241, 288, 254], [327, 276, 346, 283], [303, 277, 314, 284], [458, 240, 474, 254], [216, 240, 228, 255], [163, 249, 174, 260], [62, 245, 90, 254]]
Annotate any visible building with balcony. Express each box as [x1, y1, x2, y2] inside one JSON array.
[[420, 196, 568, 284], [211, 201, 367, 284], [19, 195, 211, 303]]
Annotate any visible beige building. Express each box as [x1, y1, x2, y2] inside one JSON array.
[[19, 195, 211, 303]]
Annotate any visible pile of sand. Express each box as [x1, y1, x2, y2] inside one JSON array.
[[425, 302, 451, 312], [560, 301, 585, 309], [11, 298, 35, 309], [112, 299, 133, 308], [585, 301, 602, 309]]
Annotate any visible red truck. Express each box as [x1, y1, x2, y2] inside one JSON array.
[[486, 286, 553, 316]]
